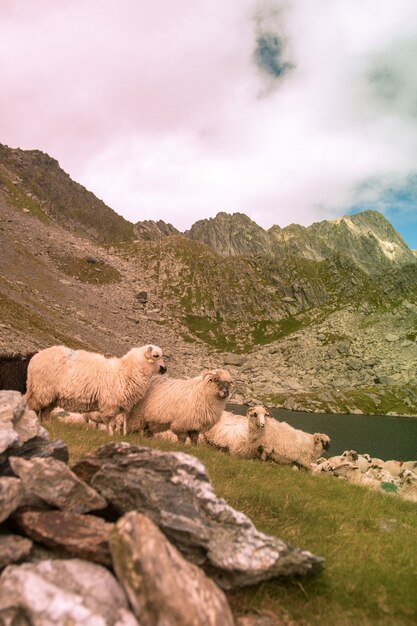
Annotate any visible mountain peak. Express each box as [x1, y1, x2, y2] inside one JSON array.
[[185, 211, 273, 256]]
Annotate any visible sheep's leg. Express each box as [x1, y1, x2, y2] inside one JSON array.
[[177, 432, 188, 444], [119, 412, 127, 436], [39, 404, 55, 423], [187, 430, 199, 445], [84, 411, 104, 430]]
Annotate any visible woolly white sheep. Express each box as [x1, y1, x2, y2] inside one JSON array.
[[260, 417, 331, 468], [203, 405, 272, 458], [25, 344, 166, 434], [126, 369, 235, 443], [398, 469, 417, 502]]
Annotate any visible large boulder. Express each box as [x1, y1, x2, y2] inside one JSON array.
[[72, 442, 324, 589], [0, 559, 139, 625], [15, 510, 113, 567], [110, 511, 234, 626], [0, 391, 68, 476], [0, 391, 45, 453], [0, 476, 23, 523], [9, 456, 107, 514]]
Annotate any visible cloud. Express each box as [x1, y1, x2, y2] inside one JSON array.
[[1, 0, 417, 245]]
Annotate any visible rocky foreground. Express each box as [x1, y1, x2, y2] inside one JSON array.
[[0, 390, 323, 625]]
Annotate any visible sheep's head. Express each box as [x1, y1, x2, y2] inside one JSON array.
[[246, 405, 271, 429], [201, 369, 235, 399], [342, 450, 358, 461], [144, 344, 167, 374], [314, 433, 330, 452], [399, 469, 417, 485]]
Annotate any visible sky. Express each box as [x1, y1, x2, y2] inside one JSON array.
[[1, 1, 417, 249]]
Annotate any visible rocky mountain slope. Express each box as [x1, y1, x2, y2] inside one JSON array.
[[185, 210, 416, 272], [1, 143, 417, 416]]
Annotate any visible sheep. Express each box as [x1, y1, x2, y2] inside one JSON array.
[[341, 450, 372, 473], [398, 469, 417, 502], [203, 405, 272, 458], [382, 460, 404, 478], [259, 417, 330, 469], [25, 343, 166, 434], [400, 461, 417, 472], [126, 369, 235, 444], [0, 352, 35, 393]]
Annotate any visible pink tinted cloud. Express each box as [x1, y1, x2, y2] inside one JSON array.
[[0, 0, 255, 172]]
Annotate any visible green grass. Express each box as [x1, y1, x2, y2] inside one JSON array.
[[0, 291, 88, 348], [46, 422, 417, 625], [0, 164, 50, 223], [49, 253, 121, 284]]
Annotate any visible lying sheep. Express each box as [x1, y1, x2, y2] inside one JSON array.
[[0, 352, 35, 393], [398, 469, 417, 502], [25, 344, 166, 434], [260, 417, 330, 468], [341, 450, 372, 473], [382, 460, 404, 478], [126, 369, 234, 443], [203, 405, 272, 459]]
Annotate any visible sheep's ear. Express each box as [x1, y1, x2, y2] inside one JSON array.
[[201, 370, 214, 379], [314, 434, 322, 444], [145, 345, 153, 358]]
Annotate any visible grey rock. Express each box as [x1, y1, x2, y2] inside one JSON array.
[[73, 442, 324, 589], [0, 559, 140, 625], [0, 391, 42, 454], [134, 290, 148, 303], [0, 534, 32, 569], [110, 511, 234, 626], [385, 334, 400, 342], [0, 392, 20, 454], [222, 353, 246, 367], [9, 456, 107, 514], [0, 477, 23, 523], [0, 436, 69, 476]]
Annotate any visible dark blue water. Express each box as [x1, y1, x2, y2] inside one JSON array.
[[227, 404, 417, 461]]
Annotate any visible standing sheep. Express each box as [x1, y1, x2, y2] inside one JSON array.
[[204, 405, 271, 459], [126, 369, 235, 443], [0, 352, 35, 393], [25, 344, 166, 434], [260, 417, 330, 468]]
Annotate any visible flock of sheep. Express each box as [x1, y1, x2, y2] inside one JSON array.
[[23, 343, 331, 467], [7, 341, 414, 500]]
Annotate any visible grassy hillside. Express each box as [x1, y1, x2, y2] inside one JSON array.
[[47, 422, 417, 626]]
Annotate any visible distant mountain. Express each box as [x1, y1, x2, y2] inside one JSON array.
[[133, 219, 180, 241], [183, 210, 416, 274], [1, 143, 417, 415], [0, 143, 134, 244], [184, 212, 276, 256]]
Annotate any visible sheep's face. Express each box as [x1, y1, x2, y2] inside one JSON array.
[[202, 369, 235, 399], [342, 450, 358, 461], [400, 469, 417, 485], [145, 344, 167, 374], [314, 433, 331, 452], [246, 405, 271, 429]]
